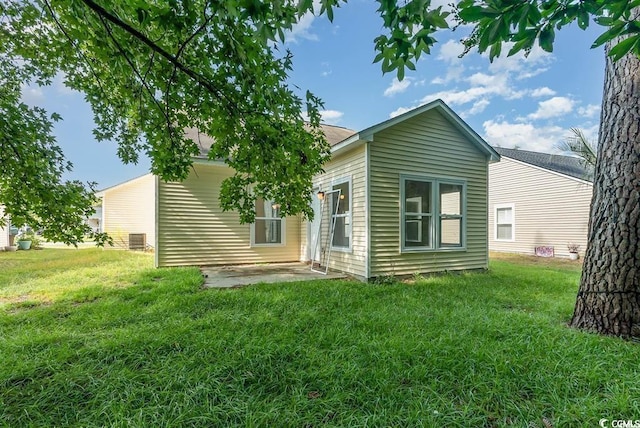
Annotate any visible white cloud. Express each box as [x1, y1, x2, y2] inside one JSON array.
[[384, 78, 412, 97], [483, 120, 567, 153], [431, 65, 464, 85], [578, 104, 600, 118], [288, 13, 318, 42], [467, 72, 498, 87], [302, 109, 344, 124], [390, 37, 562, 124], [320, 109, 344, 124], [487, 44, 553, 74], [424, 87, 492, 105], [53, 72, 75, 95], [286, 1, 321, 43], [528, 96, 574, 120], [530, 87, 556, 97], [467, 99, 490, 116], [389, 105, 415, 118], [517, 67, 550, 80], [422, 70, 525, 107], [20, 84, 44, 105], [437, 39, 465, 64], [580, 124, 600, 143], [319, 61, 332, 77]]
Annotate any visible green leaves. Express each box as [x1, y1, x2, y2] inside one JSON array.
[[538, 24, 555, 53], [608, 34, 640, 61], [373, 0, 449, 79], [0, 0, 336, 232], [441, 0, 640, 63], [0, 60, 99, 245]]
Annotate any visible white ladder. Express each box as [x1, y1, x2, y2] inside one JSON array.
[[310, 189, 341, 275]]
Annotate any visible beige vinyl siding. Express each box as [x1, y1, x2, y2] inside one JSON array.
[[489, 157, 593, 257], [157, 163, 300, 267], [0, 206, 9, 248], [300, 213, 308, 262], [102, 174, 156, 249], [309, 144, 367, 278], [369, 109, 489, 277]]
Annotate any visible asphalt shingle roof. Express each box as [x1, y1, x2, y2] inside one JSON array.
[[186, 124, 357, 158], [319, 124, 357, 146], [494, 147, 592, 182]]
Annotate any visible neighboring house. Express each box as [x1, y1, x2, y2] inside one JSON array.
[[85, 205, 102, 233], [0, 206, 10, 249], [488, 147, 593, 258], [96, 174, 156, 250], [102, 100, 500, 279]]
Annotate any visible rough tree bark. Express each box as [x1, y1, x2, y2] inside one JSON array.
[[569, 36, 640, 338]]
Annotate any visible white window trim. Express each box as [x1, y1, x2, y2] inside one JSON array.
[[494, 203, 515, 242], [438, 179, 466, 249], [250, 199, 286, 247], [331, 176, 352, 253], [400, 175, 467, 253]]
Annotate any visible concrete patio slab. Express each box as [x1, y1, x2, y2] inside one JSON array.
[[201, 262, 347, 288]]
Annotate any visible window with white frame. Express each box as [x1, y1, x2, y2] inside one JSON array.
[[439, 183, 464, 247], [331, 179, 351, 249], [401, 176, 465, 251], [252, 197, 284, 245], [495, 204, 514, 241]]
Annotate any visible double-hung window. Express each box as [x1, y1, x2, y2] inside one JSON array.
[[252, 197, 284, 246], [494, 204, 515, 241], [403, 180, 432, 248], [401, 176, 465, 251], [331, 178, 351, 250], [439, 183, 464, 248]]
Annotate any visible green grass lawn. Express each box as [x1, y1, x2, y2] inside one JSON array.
[[1, 249, 638, 427]]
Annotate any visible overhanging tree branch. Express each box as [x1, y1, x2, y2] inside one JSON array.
[[97, 13, 170, 128], [42, 0, 109, 103], [79, 0, 239, 115]]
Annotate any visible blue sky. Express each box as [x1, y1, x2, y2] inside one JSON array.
[[22, 0, 605, 189]]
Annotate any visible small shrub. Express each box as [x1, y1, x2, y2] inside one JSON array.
[[372, 274, 396, 285]]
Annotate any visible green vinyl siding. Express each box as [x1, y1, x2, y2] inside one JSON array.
[[368, 109, 489, 277], [156, 163, 300, 267], [309, 144, 367, 278]]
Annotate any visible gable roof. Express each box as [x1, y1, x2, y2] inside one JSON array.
[[494, 147, 592, 182], [187, 100, 496, 161], [331, 99, 500, 161], [95, 173, 154, 196]]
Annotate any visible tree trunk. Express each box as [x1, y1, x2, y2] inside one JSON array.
[[569, 36, 640, 338]]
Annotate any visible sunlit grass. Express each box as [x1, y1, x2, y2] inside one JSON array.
[[1, 249, 638, 427], [0, 248, 154, 306]]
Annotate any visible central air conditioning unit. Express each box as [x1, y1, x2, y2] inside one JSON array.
[[128, 233, 146, 250]]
